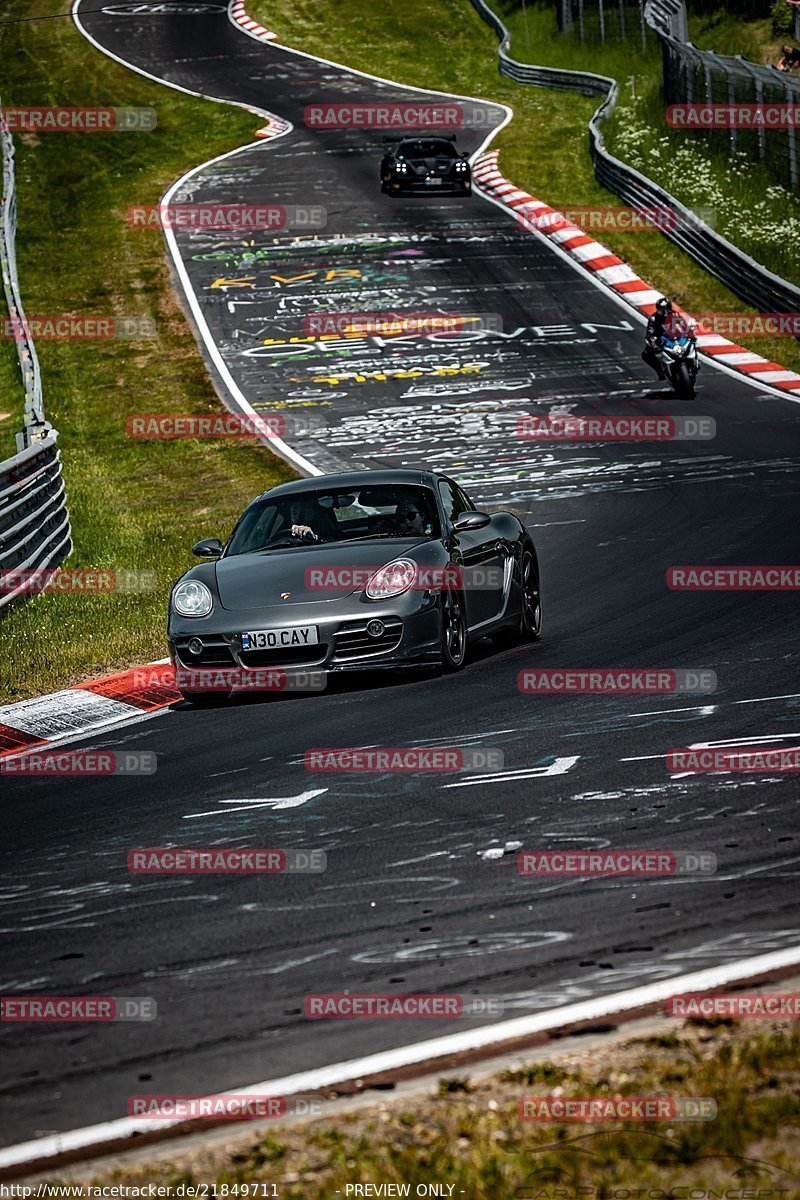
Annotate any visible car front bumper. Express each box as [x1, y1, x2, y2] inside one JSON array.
[[168, 598, 443, 679], [386, 176, 471, 193]]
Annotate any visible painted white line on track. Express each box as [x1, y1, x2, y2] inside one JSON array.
[[183, 788, 328, 818], [441, 756, 580, 787], [622, 732, 800, 763], [2, 944, 800, 1171]]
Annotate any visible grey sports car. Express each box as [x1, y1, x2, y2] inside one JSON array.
[[168, 469, 541, 704]]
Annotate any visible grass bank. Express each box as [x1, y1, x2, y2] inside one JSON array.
[[0, 0, 293, 703], [41, 1019, 800, 1194], [250, 0, 800, 373], [688, 10, 783, 62], [501, 2, 800, 290]]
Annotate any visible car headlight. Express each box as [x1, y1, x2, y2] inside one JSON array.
[[395, 162, 408, 173], [172, 579, 213, 617], [455, 160, 468, 171], [365, 559, 418, 600]]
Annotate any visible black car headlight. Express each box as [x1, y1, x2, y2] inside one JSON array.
[[172, 580, 213, 617], [455, 160, 469, 172]]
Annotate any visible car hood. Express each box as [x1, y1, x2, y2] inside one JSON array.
[[213, 539, 428, 611]]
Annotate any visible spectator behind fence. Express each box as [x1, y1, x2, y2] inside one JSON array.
[[776, 43, 800, 71]]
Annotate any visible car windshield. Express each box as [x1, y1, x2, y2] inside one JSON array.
[[399, 140, 457, 158], [226, 485, 440, 556]]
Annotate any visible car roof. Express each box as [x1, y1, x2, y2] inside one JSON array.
[[255, 469, 440, 503]]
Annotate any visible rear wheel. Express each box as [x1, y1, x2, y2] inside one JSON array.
[[440, 588, 468, 672], [494, 548, 542, 646], [519, 550, 542, 641]]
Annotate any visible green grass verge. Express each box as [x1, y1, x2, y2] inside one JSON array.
[[0, 0, 294, 703], [42, 1020, 800, 1193], [249, 0, 800, 374], [688, 10, 782, 62], [501, 3, 800, 289]]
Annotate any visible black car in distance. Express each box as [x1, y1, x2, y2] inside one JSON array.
[[380, 136, 472, 196]]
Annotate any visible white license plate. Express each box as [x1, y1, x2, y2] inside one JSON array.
[[425, 177, 442, 186], [241, 625, 319, 650]]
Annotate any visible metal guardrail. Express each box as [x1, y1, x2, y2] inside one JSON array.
[[469, 0, 800, 319], [646, 0, 800, 193], [0, 98, 71, 609], [0, 437, 72, 606], [1, 106, 46, 444]]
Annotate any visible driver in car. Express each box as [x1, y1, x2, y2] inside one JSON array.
[[288, 497, 335, 541], [395, 499, 427, 535]]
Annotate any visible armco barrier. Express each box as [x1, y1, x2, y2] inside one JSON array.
[[646, 0, 800, 193], [0, 97, 71, 609], [469, 0, 800, 321], [0, 437, 71, 608]]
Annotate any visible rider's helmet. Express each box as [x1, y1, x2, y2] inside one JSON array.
[[655, 297, 673, 316]]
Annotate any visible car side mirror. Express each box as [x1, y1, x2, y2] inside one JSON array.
[[192, 537, 223, 558], [452, 511, 491, 532]]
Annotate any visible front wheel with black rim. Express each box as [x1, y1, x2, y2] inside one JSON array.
[[440, 588, 468, 672]]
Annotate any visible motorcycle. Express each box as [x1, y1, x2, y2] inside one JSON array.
[[657, 330, 699, 399]]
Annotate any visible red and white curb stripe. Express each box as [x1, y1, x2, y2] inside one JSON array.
[[254, 114, 291, 138], [229, 0, 278, 41], [0, 664, 179, 759], [472, 150, 800, 397]]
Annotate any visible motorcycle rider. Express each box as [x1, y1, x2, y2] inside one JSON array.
[[642, 296, 674, 380], [643, 297, 697, 381]]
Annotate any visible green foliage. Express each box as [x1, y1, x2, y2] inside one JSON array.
[[771, 0, 794, 38]]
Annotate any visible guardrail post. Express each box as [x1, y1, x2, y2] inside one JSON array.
[[598, 0, 605, 42], [676, 0, 688, 43], [788, 80, 799, 190], [577, 0, 585, 41], [725, 64, 737, 155], [737, 59, 766, 162]]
